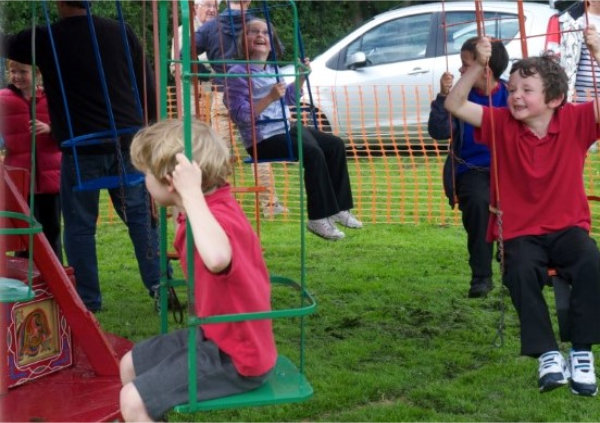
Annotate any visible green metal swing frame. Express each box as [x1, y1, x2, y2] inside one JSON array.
[[155, 0, 315, 412]]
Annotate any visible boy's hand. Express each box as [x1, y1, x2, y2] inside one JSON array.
[[475, 37, 492, 67], [585, 24, 600, 59], [170, 153, 203, 202], [440, 72, 454, 96]]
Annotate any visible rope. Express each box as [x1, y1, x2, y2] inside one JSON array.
[[259, 0, 294, 160], [471, 0, 507, 347], [440, 0, 459, 207], [296, 25, 319, 131], [582, 1, 600, 124]]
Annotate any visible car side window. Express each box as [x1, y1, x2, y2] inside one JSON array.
[[445, 11, 520, 54], [345, 13, 433, 67]]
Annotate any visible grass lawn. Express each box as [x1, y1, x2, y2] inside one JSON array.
[[93, 218, 600, 422]]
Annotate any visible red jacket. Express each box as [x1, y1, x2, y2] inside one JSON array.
[[0, 85, 61, 194]]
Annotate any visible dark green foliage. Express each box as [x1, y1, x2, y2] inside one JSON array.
[[1, 1, 157, 61], [1, 1, 423, 62]]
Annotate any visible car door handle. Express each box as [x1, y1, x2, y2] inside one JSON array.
[[407, 67, 430, 75]]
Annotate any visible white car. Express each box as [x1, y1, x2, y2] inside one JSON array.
[[287, 1, 560, 150]]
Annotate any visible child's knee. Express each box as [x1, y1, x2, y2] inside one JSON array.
[[120, 382, 149, 422], [119, 351, 135, 385]]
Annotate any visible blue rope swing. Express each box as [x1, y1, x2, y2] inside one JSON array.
[[239, 0, 318, 164], [41, 0, 145, 191]]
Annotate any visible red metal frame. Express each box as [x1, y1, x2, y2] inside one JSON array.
[[1, 163, 132, 422]]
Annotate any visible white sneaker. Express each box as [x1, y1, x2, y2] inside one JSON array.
[[262, 202, 288, 218], [538, 351, 569, 392], [329, 210, 363, 229], [568, 350, 598, 396], [307, 218, 345, 240]]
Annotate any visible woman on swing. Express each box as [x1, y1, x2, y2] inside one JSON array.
[[226, 18, 362, 241]]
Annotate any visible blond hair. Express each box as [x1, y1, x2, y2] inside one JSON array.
[[131, 119, 231, 191], [5, 59, 43, 86]]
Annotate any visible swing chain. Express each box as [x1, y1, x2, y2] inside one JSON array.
[[490, 205, 507, 348], [450, 150, 489, 173]]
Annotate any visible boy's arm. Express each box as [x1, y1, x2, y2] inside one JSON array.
[[584, 24, 600, 122], [428, 72, 454, 140], [170, 153, 232, 274], [444, 38, 491, 127]]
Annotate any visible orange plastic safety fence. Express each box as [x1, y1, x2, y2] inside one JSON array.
[[96, 83, 600, 238]]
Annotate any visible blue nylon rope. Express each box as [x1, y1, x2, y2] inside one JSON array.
[[116, 0, 144, 120], [260, 0, 294, 161], [41, 0, 74, 141], [41, 0, 145, 190], [296, 28, 319, 130], [84, 1, 118, 138]]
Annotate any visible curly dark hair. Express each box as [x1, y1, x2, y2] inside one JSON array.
[[461, 37, 509, 80], [509, 54, 568, 106]]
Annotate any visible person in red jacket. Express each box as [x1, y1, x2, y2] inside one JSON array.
[[0, 59, 62, 260]]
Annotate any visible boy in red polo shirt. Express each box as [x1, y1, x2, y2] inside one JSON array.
[[445, 32, 600, 396], [120, 119, 277, 421]]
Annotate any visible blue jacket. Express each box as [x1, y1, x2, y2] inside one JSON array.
[[428, 82, 508, 207], [195, 9, 253, 85]]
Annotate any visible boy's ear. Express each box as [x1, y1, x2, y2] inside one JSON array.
[[548, 94, 565, 110], [165, 173, 176, 192]]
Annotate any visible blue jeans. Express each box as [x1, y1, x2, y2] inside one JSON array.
[[61, 151, 160, 311]]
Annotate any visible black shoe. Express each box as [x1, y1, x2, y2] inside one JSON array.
[[468, 277, 493, 298], [153, 287, 179, 311], [154, 286, 184, 323]]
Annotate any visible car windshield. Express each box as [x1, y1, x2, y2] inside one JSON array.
[[445, 11, 521, 54], [345, 13, 433, 66]]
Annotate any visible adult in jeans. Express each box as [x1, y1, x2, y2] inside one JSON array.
[[195, 0, 286, 218], [3, 1, 160, 312]]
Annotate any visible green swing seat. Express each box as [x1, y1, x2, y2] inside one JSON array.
[[174, 355, 313, 412], [172, 275, 316, 412]]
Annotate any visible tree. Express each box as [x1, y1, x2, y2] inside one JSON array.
[[1, 1, 420, 62]]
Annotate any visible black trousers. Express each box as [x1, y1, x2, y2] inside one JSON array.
[[16, 193, 62, 263], [248, 126, 353, 220], [456, 169, 493, 279], [34, 193, 62, 262], [503, 226, 600, 357]]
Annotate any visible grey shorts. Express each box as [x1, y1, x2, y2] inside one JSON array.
[[132, 328, 269, 420]]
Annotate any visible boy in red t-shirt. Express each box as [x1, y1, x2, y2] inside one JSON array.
[[445, 31, 600, 396], [121, 119, 277, 421]]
